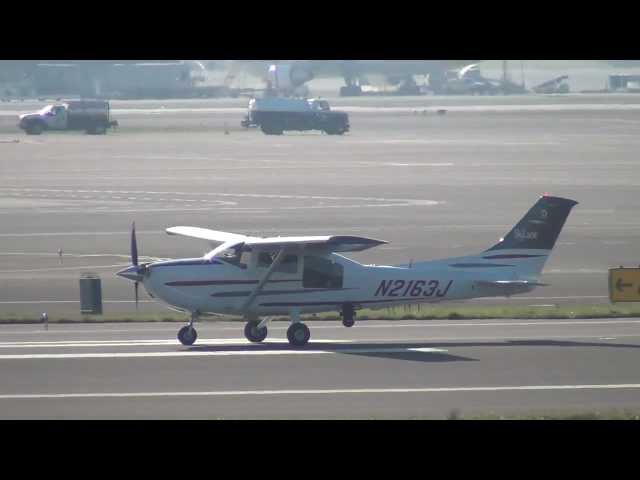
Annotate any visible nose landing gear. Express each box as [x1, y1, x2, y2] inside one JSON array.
[[177, 311, 199, 346], [177, 325, 197, 345]]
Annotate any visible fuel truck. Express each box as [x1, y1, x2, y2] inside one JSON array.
[[241, 97, 350, 135]]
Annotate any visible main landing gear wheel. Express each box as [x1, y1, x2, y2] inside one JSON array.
[[287, 323, 310, 347], [177, 326, 197, 346], [341, 303, 355, 327], [244, 322, 268, 343]]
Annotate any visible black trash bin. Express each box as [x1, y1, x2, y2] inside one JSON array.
[[79, 273, 103, 314]]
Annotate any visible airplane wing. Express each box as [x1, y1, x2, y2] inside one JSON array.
[[247, 235, 387, 252], [166, 226, 255, 244], [166, 227, 387, 253]]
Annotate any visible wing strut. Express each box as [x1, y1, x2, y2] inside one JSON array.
[[241, 248, 286, 314]]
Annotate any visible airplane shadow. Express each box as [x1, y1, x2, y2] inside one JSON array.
[[425, 339, 640, 350], [186, 337, 640, 364], [186, 342, 475, 364]]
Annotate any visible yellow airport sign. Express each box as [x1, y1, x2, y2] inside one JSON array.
[[609, 268, 640, 302]]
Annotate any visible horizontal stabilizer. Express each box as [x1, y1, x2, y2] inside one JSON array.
[[475, 280, 548, 296]]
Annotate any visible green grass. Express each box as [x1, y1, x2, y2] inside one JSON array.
[[445, 408, 640, 420], [2, 303, 640, 324]]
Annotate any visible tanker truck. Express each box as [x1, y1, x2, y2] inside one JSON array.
[[241, 97, 350, 135]]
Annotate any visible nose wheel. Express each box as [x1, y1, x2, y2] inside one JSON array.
[[244, 321, 268, 343], [178, 312, 199, 346], [287, 323, 310, 347], [177, 325, 197, 346]]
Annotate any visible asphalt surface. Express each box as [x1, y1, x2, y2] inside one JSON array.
[[2, 94, 640, 315], [1, 318, 640, 418]]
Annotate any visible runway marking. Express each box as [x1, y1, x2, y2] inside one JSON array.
[[0, 252, 165, 261], [0, 300, 155, 304], [0, 187, 441, 207], [1, 334, 639, 349], [2, 384, 640, 400], [0, 337, 352, 348], [0, 264, 129, 273], [386, 163, 454, 167], [0, 346, 445, 360], [0, 231, 164, 237]]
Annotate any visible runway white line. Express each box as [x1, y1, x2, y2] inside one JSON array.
[[0, 231, 163, 237], [0, 187, 441, 206], [386, 163, 455, 167], [1, 333, 638, 349], [2, 383, 640, 400], [0, 337, 352, 348], [0, 346, 445, 360], [0, 264, 129, 273], [0, 300, 155, 304]]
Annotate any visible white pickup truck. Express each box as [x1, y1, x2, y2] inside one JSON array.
[[18, 100, 119, 135]]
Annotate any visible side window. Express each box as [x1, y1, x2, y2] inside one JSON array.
[[303, 256, 343, 288], [257, 252, 298, 274], [257, 252, 273, 269]]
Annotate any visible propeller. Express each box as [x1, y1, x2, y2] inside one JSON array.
[[131, 221, 138, 267], [116, 221, 149, 311], [131, 222, 139, 309]]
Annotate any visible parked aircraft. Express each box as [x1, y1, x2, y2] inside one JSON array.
[[232, 60, 474, 96], [117, 195, 577, 347]]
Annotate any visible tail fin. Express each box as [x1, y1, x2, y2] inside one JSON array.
[[486, 195, 578, 252]]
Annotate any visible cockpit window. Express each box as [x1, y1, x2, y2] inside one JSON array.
[[257, 252, 298, 274], [220, 250, 249, 269]]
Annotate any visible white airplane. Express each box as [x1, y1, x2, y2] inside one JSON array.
[[117, 195, 577, 347]]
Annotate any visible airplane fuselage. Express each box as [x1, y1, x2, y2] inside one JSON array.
[[139, 250, 540, 317]]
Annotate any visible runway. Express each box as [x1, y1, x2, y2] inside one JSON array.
[[1, 94, 640, 314], [1, 318, 640, 418]]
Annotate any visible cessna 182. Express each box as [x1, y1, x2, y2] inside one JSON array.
[[117, 195, 577, 347]]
